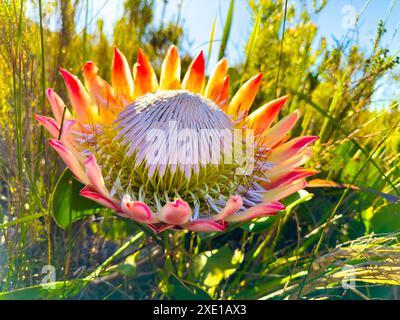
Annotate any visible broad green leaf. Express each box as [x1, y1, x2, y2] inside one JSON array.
[[370, 203, 400, 233], [52, 169, 104, 229], [191, 245, 243, 295]]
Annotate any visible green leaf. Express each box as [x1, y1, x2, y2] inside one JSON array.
[[52, 169, 104, 229], [370, 203, 400, 233], [191, 245, 243, 295]]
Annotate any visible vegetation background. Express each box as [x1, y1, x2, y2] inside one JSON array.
[[0, 0, 400, 299]]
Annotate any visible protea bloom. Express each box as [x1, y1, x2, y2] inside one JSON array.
[[35, 45, 318, 233]]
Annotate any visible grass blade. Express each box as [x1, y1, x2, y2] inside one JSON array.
[[207, 15, 217, 66], [218, 0, 234, 60], [241, 5, 263, 81]]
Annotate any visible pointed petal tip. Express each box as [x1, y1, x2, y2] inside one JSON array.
[[83, 61, 97, 73], [84, 153, 111, 198], [58, 67, 71, 80], [160, 45, 181, 90], [112, 46, 129, 68], [227, 72, 263, 116], [63, 118, 77, 126], [216, 57, 229, 70], [306, 136, 320, 144], [46, 88, 54, 96], [137, 48, 145, 61], [112, 46, 134, 100], [35, 115, 60, 137], [84, 60, 94, 67], [167, 45, 179, 60], [113, 46, 123, 60], [245, 73, 263, 87], [59, 67, 67, 78], [193, 50, 205, 66], [169, 45, 178, 56], [113, 46, 122, 59], [49, 139, 91, 185], [254, 72, 263, 81], [59, 67, 79, 89], [292, 136, 319, 150], [197, 50, 204, 61]]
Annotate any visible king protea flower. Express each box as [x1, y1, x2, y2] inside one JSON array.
[[35, 45, 318, 233]]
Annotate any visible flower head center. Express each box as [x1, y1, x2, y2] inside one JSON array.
[[116, 90, 234, 177]]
